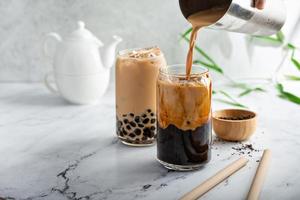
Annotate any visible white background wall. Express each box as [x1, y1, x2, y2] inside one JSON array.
[[0, 0, 299, 83]]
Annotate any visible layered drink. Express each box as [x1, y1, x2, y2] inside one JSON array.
[[157, 64, 212, 170], [116, 47, 166, 146]]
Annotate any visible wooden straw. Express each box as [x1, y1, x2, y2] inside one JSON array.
[[247, 149, 272, 200], [180, 157, 249, 200]]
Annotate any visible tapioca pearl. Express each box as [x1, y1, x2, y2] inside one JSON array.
[[150, 126, 156, 131], [143, 118, 149, 124], [124, 119, 129, 124], [134, 129, 142, 135], [142, 136, 147, 141], [143, 127, 154, 138], [129, 121, 136, 127], [129, 113, 134, 117], [138, 123, 144, 128], [122, 128, 127, 135], [142, 114, 147, 118], [129, 133, 135, 138], [122, 114, 127, 117], [143, 128, 151, 137], [126, 125, 131, 130], [150, 113, 154, 117], [150, 119, 155, 124], [134, 116, 141, 123], [149, 130, 155, 138], [147, 109, 151, 113], [120, 130, 124, 135]]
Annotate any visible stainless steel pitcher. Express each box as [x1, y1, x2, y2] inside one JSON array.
[[179, 0, 286, 36]]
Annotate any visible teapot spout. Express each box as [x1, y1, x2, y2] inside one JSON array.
[[101, 35, 122, 69]]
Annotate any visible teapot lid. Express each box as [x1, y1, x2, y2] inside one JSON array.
[[68, 21, 104, 47]]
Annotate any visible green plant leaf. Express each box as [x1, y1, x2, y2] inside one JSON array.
[[239, 89, 253, 97], [193, 60, 223, 74], [215, 90, 248, 108], [255, 88, 265, 92], [181, 28, 193, 39], [276, 83, 284, 91], [219, 90, 237, 102], [238, 87, 266, 97], [254, 36, 283, 45], [182, 35, 220, 65], [287, 43, 296, 50], [285, 75, 300, 81], [291, 58, 300, 71], [286, 42, 300, 71], [228, 82, 251, 90], [276, 83, 300, 105], [194, 44, 217, 66], [214, 99, 248, 108], [181, 34, 223, 74], [276, 31, 285, 43], [253, 31, 285, 45], [228, 82, 266, 97]]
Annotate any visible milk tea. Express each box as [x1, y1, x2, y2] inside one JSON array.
[[116, 47, 166, 146]]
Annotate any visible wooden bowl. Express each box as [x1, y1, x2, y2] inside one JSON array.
[[212, 109, 257, 141]]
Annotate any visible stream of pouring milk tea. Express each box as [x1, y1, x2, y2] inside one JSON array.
[[185, 7, 228, 79]]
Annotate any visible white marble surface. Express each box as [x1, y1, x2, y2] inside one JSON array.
[[0, 83, 300, 200]]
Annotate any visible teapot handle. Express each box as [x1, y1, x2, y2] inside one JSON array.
[[43, 32, 62, 59], [44, 72, 59, 94]]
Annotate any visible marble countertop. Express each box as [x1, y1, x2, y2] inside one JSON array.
[[0, 83, 299, 200]]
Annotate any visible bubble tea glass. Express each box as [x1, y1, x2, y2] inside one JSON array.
[[157, 64, 212, 171], [116, 47, 166, 146]]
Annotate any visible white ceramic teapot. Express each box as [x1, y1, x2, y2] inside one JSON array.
[[43, 21, 122, 105]]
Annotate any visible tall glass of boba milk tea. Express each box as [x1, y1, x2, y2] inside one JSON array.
[[157, 64, 212, 170], [116, 47, 166, 146]]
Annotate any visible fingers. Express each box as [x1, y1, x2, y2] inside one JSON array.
[[255, 0, 266, 10]]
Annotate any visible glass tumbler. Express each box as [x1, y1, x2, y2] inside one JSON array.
[[115, 47, 166, 146], [156, 64, 212, 170]]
